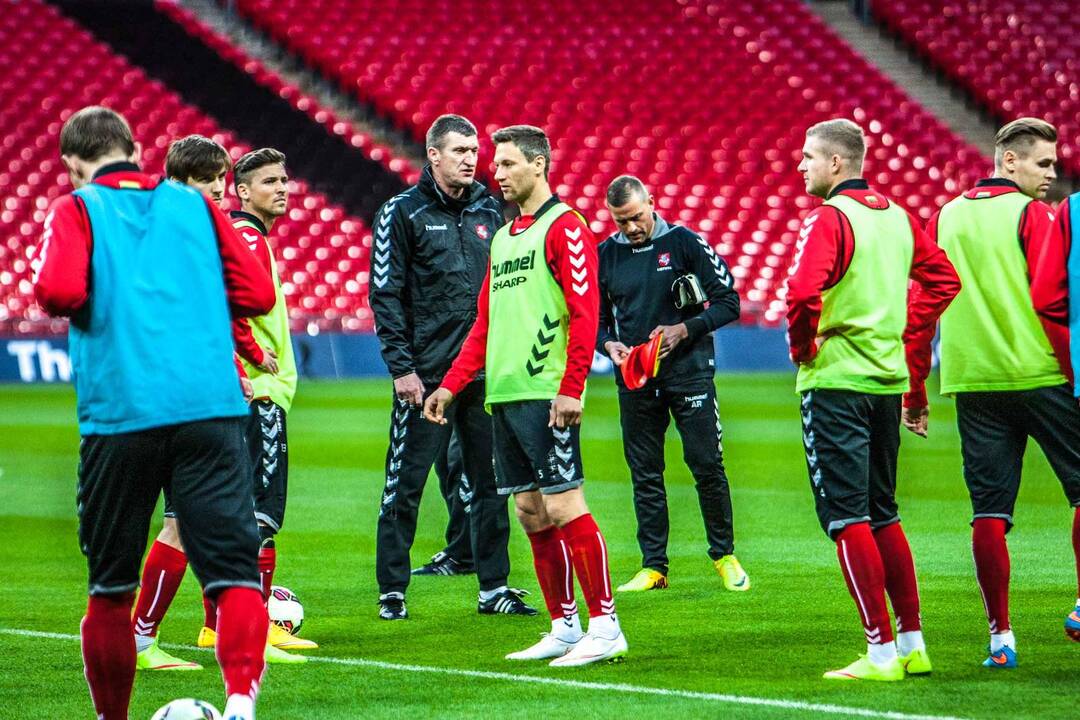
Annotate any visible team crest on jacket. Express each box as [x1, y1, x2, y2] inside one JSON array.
[[657, 252, 671, 268], [476, 224, 489, 240]]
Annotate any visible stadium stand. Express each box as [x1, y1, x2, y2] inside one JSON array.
[[873, 1, 1080, 176], [0, 0, 383, 334], [233, 0, 988, 324]]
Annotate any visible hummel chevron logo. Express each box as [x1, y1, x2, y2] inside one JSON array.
[[567, 239, 584, 255], [531, 346, 550, 362], [571, 267, 587, 282], [526, 360, 544, 377], [542, 315, 560, 331], [572, 281, 590, 296], [555, 446, 572, 462], [569, 254, 586, 269], [536, 328, 555, 346], [264, 459, 278, 474], [526, 314, 560, 376], [375, 250, 390, 265], [564, 227, 581, 241]]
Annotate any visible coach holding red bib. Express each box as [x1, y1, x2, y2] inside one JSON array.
[[32, 107, 275, 720]]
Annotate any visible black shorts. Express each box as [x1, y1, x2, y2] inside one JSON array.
[[956, 383, 1080, 527], [492, 399, 584, 496], [77, 418, 260, 596], [162, 486, 176, 519], [246, 399, 288, 533], [800, 389, 902, 539]]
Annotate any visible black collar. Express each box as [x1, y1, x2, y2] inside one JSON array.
[[529, 194, 562, 220], [229, 210, 268, 236], [92, 161, 140, 180], [976, 178, 1021, 190], [826, 178, 869, 199]]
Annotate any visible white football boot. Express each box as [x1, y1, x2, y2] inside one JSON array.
[[549, 629, 628, 667], [505, 632, 582, 660]]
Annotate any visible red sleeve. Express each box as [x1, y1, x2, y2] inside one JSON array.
[[210, 199, 275, 317], [31, 195, 92, 316], [1024, 199, 1071, 383], [234, 353, 249, 379], [784, 206, 850, 363], [441, 269, 490, 396], [545, 211, 599, 399], [231, 319, 265, 365], [902, 212, 961, 408]]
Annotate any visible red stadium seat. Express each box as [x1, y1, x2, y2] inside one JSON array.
[[233, 0, 986, 325]]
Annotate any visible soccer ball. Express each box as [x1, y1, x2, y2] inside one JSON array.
[[150, 699, 221, 720], [267, 585, 304, 635]]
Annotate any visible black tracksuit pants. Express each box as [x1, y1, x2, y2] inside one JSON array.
[[617, 378, 735, 575], [376, 379, 509, 594], [434, 430, 473, 565]]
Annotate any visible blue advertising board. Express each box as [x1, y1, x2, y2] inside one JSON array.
[[0, 327, 792, 383]]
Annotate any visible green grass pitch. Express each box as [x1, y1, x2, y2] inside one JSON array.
[[0, 374, 1076, 719]]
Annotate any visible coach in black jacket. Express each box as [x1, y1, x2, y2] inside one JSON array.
[[597, 175, 750, 593], [368, 115, 532, 619]]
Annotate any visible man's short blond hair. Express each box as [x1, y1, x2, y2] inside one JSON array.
[[806, 119, 866, 169], [994, 117, 1057, 166]]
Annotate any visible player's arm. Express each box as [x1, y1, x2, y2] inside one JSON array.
[[1028, 198, 1073, 385], [595, 250, 628, 365], [901, 211, 960, 434], [31, 195, 91, 317], [207, 198, 275, 318], [368, 201, 418, 380], [784, 206, 847, 364], [425, 269, 490, 424], [546, 212, 600, 427], [682, 230, 740, 338]]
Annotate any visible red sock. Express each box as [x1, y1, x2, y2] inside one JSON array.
[[82, 594, 136, 720], [972, 517, 1011, 633], [873, 522, 922, 633], [203, 595, 217, 631], [527, 525, 577, 621], [561, 514, 615, 618], [1072, 507, 1080, 599], [835, 523, 894, 645], [258, 546, 276, 601], [131, 540, 187, 640], [215, 587, 268, 700]]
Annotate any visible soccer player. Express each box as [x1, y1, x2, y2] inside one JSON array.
[[1031, 186, 1080, 643], [369, 115, 530, 619], [131, 135, 300, 669], [425, 125, 628, 666], [1031, 187, 1080, 643], [920, 117, 1080, 665], [597, 175, 749, 593], [32, 106, 273, 720], [194, 147, 317, 655], [786, 119, 959, 681]]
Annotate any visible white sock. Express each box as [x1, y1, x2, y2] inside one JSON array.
[[896, 630, 925, 656], [222, 693, 255, 720], [134, 633, 154, 653], [551, 614, 583, 642], [586, 613, 621, 640], [478, 586, 507, 602], [990, 630, 1016, 652], [867, 640, 898, 665], [1075, 598, 1080, 609]]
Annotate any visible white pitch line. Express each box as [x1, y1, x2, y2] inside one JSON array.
[[0, 627, 969, 720]]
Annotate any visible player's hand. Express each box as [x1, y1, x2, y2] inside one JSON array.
[[423, 387, 454, 425], [650, 323, 688, 359], [902, 405, 929, 438], [394, 372, 426, 407], [604, 341, 631, 367], [240, 376, 254, 404], [549, 394, 583, 428], [258, 346, 279, 375]]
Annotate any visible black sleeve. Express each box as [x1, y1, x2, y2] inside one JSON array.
[[368, 197, 416, 378], [596, 246, 618, 353], [681, 231, 740, 341]]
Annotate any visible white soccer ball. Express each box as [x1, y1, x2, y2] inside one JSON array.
[[150, 698, 221, 720], [267, 584, 304, 635]]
